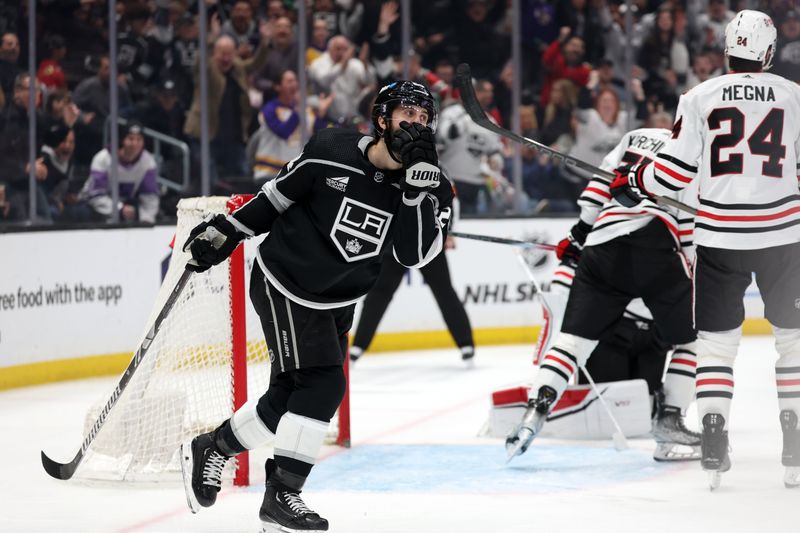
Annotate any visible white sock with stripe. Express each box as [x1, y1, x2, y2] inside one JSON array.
[[534, 333, 598, 400], [696, 329, 740, 429], [663, 342, 697, 413], [774, 327, 800, 415]]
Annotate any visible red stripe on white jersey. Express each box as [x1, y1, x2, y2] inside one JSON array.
[[655, 161, 693, 184], [583, 186, 611, 199], [697, 205, 800, 223]]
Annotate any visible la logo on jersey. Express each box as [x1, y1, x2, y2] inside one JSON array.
[[330, 198, 393, 262]]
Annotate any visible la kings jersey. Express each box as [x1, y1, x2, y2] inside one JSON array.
[[230, 128, 453, 309], [640, 72, 800, 250], [581, 128, 697, 261]]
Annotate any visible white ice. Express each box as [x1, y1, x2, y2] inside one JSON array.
[[2, 337, 795, 533]]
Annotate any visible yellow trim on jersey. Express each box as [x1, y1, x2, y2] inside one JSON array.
[[0, 318, 775, 389]]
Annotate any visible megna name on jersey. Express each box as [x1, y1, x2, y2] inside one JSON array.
[[721, 84, 776, 102]]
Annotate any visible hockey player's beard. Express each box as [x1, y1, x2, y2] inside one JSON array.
[[383, 124, 404, 165]]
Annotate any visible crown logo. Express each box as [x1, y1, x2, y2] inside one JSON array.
[[345, 238, 363, 254]]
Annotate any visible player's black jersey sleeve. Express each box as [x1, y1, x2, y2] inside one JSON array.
[[230, 135, 322, 235], [392, 177, 453, 268]]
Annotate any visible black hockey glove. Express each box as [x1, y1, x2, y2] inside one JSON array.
[[182, 214, 246, 273], [390, 121, 441, 192], [555, 220, 591, 263], [610, 163, 651, 208]]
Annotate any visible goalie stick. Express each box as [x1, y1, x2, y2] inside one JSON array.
[[450, 230, 556, 251], [41, 267, 194, 480], [454, 63, 696, 216]]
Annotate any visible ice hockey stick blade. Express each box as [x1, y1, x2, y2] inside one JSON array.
[[453, 63, 696, 216], [41, 268, 194, 480]]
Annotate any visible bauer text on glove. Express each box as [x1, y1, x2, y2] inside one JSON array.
[[391, 121, 441, 192]]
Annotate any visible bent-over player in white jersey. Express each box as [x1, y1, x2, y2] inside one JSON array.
[[611, 10, 800, 489], [506, 127, 700, 462]]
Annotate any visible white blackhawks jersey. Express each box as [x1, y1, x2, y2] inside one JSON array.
[[581, 127, 697, 255], [641, 72, 800, 250]]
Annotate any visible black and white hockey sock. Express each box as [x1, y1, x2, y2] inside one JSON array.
[[663, 342, 697, 413]]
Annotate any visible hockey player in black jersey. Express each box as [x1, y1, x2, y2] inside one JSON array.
[[179, 80, 453, 532]]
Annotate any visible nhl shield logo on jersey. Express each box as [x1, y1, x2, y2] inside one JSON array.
[[330, 198, 393, 262]]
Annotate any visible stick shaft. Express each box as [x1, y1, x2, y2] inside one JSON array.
[[41, 268, 194, 480], [450, 231, 556, 250], [454, 64, 696, 216]]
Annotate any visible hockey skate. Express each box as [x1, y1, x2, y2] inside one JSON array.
[[780, 410, 800, 488], [651, 391, 701, 461], [180, 431, 231, 513], [259, 459, 328, 533], [700, 413, 730, 491], [505, 385, 557, 462]]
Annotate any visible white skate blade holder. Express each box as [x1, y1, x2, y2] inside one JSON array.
[[180, 441, 200, 514], [785, 467, 800, 489], [260, 520, 327, 533], [708, 470, 723, 491]]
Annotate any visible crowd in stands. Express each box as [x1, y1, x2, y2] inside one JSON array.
[[0, 0, 797, 225]]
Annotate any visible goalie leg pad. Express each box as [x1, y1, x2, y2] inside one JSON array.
[[230, 399, 276, 450]]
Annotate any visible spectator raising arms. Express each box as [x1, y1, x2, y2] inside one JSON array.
[[308, 35, 374, 123], [81, 121, 160, 224], [540, 27, 591, 107], [184, 22, 271, 183]]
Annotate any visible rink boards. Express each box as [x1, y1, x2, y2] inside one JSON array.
[[0, 217, 769, 389]]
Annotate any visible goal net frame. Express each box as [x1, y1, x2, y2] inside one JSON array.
[[76, 195, 350, 487]]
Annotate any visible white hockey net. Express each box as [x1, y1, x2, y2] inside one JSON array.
[[75, 196, 348, 484]]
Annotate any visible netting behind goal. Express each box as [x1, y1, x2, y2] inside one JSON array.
[[75, 196, 349, 485]]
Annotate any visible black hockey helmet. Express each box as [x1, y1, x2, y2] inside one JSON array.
[[371, 80, 438, 135]]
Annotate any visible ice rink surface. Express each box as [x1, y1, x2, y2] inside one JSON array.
[[2, 337, 795, 533]]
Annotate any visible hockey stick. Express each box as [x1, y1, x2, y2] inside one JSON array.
[[514, 252, 629, 452], [450, 230, 557, 251], [41, 267, 194, 480], [454, 63, 696, 216]]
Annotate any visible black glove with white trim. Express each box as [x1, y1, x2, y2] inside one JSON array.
[[610, 163, 651, 208], [183, 214, 246, 273], [391, 121, 441, 192]]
